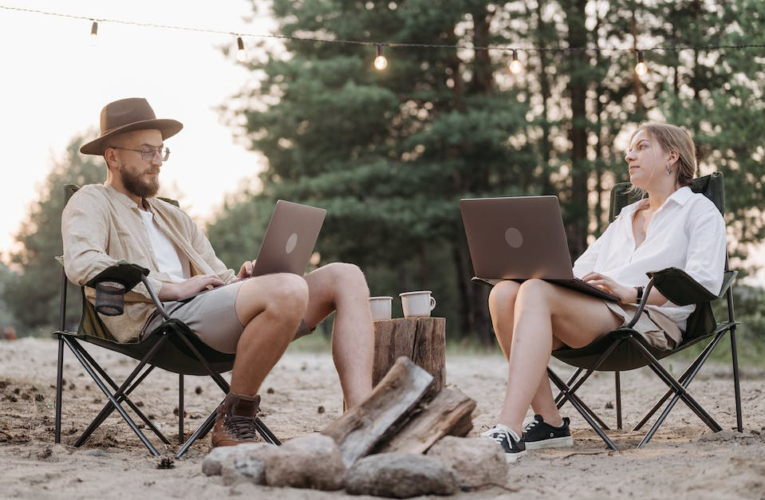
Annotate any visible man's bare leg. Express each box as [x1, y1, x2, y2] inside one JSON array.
[[302, 263, 374, 408], [228, 273, 309, 396], [495, 280, 621, 435]]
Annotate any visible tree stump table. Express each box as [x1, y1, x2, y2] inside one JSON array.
[[372, 317, 446, 392]]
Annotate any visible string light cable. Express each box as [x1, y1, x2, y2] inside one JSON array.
[[2, 4, 764, 71]]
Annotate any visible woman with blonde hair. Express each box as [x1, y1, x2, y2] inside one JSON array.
[[482, 123, 727, 462]]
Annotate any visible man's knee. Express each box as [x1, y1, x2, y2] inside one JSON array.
[[323, 262, 369, 295], [489, 280, 521, 313], [266, 274, 309, 313]]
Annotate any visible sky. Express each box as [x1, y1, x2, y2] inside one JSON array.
[[0, 1, 274, 262]]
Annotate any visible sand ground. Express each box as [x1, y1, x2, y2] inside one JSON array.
[[1, 337, 763, 499]]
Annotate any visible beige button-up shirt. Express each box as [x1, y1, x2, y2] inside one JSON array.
[[62, 183, 236, 343]]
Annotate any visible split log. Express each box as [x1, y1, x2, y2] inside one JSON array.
[[373, 317, 446, 392], [376, 387, 476, 455], [323, 357, 433, 467]]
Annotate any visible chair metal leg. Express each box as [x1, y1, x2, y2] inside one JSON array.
[[555, 339, 622, 411], [554, 367, 583, 404], [633, 332, 718, 431], [555, 369, 599, 411], [174, 333, 231, 393], [77, 362, 169, 446], [725, 283, 743, 433], [636, 332, 728, 447], [172, 332, 282, 454], [630, 338, 722, 433], [550, 367, 611, 430], [179, 374, 185, 444], [730, 326, 743, 432], [63, 337, 160, 456], [74, 343, 171, 445], [615, 371, 622, 430], [255, 417, 281, 445], [176, 408, 217, 459], [54, 336, 64, 444], [548, 368, 618, 450]]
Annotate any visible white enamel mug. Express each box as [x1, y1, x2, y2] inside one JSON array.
[[399, 291, 437, 318], [369, 296, 393, 321]]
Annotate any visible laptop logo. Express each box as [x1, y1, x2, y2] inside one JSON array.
[[505, 227, 523, 249], [286, 233, 298, 254]]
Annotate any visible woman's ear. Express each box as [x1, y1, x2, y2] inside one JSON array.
[[667, 150, 680, 166]]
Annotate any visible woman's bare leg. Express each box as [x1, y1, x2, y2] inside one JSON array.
[[491, 279, 621, 434], [489, 281, 564, 426]]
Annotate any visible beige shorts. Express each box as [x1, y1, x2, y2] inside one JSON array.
[[141, 280, 313, 354], [604, 301, 681, 350]]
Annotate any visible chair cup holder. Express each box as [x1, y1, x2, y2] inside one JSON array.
[[95, 281, 126, 316]]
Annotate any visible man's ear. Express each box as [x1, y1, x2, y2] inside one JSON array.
[[103, 148, 118, 169]]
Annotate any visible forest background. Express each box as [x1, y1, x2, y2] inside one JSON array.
[[1, 0, 763, 363]]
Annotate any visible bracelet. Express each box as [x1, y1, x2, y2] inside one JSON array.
[[634, 286, 644, 303]]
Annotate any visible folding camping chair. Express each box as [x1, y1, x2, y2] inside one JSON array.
[[546, 172, 742, 449], [53, 184, 280, 458]]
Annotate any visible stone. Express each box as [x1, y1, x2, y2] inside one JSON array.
[[222, 453, 268, 486], [201, 442, 274, 480], [265, 434, 346, 490], [427, 436, 507, 488], [345, 453, 459, 498]]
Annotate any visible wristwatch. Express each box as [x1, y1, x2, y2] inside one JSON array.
[[634, 286, 644, 303]]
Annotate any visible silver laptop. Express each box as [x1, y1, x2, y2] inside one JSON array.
[[251, 200, 326, 277], [459, 196, 619, 302], [178, 200, 325, 302]]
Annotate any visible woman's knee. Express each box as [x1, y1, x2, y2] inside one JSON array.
[[489, 280, 521, 315], [516, 279, 554, 303]]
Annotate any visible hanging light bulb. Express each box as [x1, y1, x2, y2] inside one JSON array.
[[509, 50, 523, 75], [635, 50, 648, 77], [236, 36, 246, 63], [89, 20, 98, 47], [374, 44, 388, 70]]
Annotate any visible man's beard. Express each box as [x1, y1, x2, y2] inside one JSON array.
[[120, 165, 159, 198]]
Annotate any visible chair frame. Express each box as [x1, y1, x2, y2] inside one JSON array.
[[54, 188, 280, 458], [547, 175, 743, 450]]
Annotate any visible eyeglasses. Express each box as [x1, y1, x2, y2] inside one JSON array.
[[110, 146, 170, 161]]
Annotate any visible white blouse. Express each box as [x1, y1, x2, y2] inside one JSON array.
[[572, 186, 727, 331]]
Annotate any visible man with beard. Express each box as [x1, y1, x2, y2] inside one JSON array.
[[62, 98, 374, 448]]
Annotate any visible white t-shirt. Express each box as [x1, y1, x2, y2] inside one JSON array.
[[139, 209, 191, 283], [572, 186, 726, 331]]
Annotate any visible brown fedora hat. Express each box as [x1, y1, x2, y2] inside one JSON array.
[[80, 97, 183, 155]]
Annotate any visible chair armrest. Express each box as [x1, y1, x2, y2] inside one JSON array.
[[85, 261, 149, 292], [84, 262, 150, 317], [646, 267, 733, 306]]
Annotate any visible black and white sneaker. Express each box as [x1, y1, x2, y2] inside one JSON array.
[[523, 414, 573, 450], [481, 424, 526, 463]]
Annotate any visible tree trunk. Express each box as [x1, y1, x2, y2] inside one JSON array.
[[372, 317, 446, 393], [536, 0, 554, 196], [565, 0, 590, 259]]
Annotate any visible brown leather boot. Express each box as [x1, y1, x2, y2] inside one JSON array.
[[211, 392, 261, 448]]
